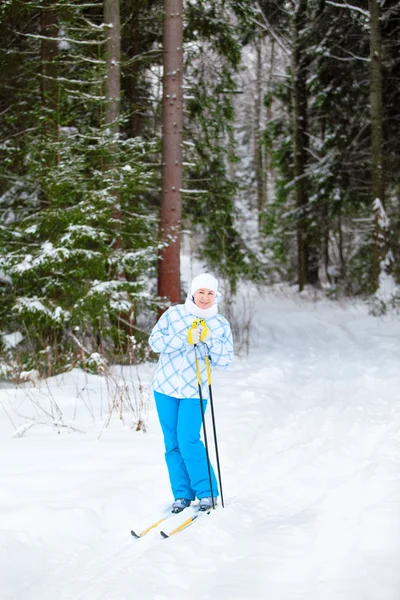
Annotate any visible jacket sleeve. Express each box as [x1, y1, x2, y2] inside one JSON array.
[[206, 320, 234, 370], [149, 308, 187, 354]]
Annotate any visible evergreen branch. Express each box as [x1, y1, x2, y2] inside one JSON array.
[[50, 3, 100, 7], [63, 54, 106, 65], [123, 49, 163, 67], [64, 90, 106, 100], [74, 17, 109, 32], [22, 33, 106, 46], [120, 209, 158, 221], [28, 1, 99, 7], [39, 74, 105, 85], [0, 127, 40, 144]]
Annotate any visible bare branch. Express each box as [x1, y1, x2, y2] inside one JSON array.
[[326, 1, 369, 18], [251, 2, 291, 56], [12, 420, 85, 438]]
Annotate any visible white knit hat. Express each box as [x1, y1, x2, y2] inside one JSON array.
[[190, 273, 218, 295]]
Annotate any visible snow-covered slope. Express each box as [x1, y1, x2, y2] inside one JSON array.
[[1, 290, 400, 600]]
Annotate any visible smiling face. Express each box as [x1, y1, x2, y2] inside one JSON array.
[[193, 287, 215, 309]]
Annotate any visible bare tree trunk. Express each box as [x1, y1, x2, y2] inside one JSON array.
[[337, 206, 345, 280], [254, 34, 266, 232], [40, 0, 58, 196], [158, 0, 183, 304], [290, 0, 319, 290], [265, 39, 275, 206], [369, 0, 385, 291], [291, 0, 308, 291], [104, 0, 120, 135], [104, 0, 121, 251], [40, 1, 58, 116]]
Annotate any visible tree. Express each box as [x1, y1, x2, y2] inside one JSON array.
[[104, 0, 120, 134], [369, 0, 384, 290], [157, 0, 183, 305], [254, 30, 267, 232], [0, 0, 160, 372], [289, 0, 314, 290], [104, 0, 122, 253], [40, 0, 59, 169]]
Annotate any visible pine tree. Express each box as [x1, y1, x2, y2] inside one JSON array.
[[0, 0, 160, 372], [158, 0, 184, 305]]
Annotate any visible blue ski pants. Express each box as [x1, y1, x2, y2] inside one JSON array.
[[154, 391, 219, 500]]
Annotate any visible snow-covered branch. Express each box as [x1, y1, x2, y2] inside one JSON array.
[[326, 1, 369, 17], [12, 420, 85, 438]]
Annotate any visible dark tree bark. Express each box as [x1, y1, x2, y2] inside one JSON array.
[[104, 0, 122, 252], [158, 0, 183, 304], [104, 0, 121, 135], [290, 0, 319, 290], [369, 0, 385, 291], [265, 38, 275, 208], [254, 34, 266, 232], [40, 1, 58, 117], [40, 0, 59, 187], [291, 0, 308, 290]]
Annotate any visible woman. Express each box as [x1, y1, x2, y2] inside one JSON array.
[[149, 273, 234, 512]]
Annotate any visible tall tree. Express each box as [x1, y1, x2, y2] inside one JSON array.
[[40, 0, 59, 188], [158, 0, 183, 304], [104, 0, 122, 253], [254, 31, 266, 232], [369, 0, 384, 290], [104, 0, 120, 134], [288, 0, 321, 289], [290, 0, 310, 290]]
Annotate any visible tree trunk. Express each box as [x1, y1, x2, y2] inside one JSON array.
[[104, 0, 122, 252], [254, 34, 266, 232], [40, 2, 58, 117], [265, 39, 275, 206], [369, 0, 385, 291], [158, 0, 183, 304], [290, 0, 309, 290], [104, 0, 121, 135], [40, 0, 58, 188]]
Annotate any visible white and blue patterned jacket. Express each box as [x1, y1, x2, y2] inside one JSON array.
[[149, 304, 234, 399]]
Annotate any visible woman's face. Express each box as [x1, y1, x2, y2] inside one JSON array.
[[193, 288, 215, 309]]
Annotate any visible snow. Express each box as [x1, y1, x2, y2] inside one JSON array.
[[376, 265, 398, 305], [1, 288, 400, 600], [1, 331, 23, 349], [14, 297, 70, 323]]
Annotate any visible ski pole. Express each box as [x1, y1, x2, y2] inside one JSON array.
[[193, 340, 216, 510], [204, 349, 225, 508]]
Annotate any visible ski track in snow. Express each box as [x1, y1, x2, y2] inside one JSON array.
[[1, 292, 400, 600]]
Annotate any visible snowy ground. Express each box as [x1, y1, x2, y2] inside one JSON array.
[[1, 288, 400, 600]]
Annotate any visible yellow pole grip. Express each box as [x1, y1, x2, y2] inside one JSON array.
[[205, 355, 211, 386], [195, 354, 201, 385]]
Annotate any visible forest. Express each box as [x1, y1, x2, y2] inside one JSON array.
[[0, 0, 399, 377]]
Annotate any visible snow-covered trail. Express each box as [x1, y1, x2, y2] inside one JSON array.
[[1, 292, 400, 600]]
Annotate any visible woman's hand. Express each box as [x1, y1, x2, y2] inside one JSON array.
[[198, 324, 211, 343], [187, 321, 211, 345], [188, 326, 201, 345]]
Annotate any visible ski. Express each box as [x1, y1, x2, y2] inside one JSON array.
[[130, 505, 195, 539], [160, 508, 211, 538], [131, 515, 168, 539]]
